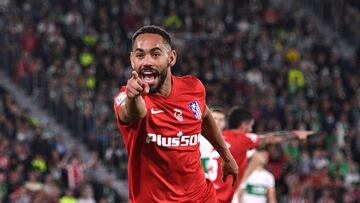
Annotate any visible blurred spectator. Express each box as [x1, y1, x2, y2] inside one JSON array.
[[78, 184, 96, 203], [59, 152, 97, 190], [0, 86, 117, 201], [94, 177, 122, 203], [60, 189, 77, 203], [42, 173, 61, 202], [0, 171, 6, 201]]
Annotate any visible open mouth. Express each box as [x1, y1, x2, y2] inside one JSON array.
[[140, 68, 159, 84]]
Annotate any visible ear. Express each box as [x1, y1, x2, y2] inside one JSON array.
[[169, 50, 177, 67]]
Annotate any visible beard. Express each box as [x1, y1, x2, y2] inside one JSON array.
[[139, 65, 169, 94], [149, 69, 167, 94]]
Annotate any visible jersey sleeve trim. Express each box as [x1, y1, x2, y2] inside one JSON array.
[[245, 133, 260, 148]]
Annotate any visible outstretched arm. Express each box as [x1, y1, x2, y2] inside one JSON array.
[[202, 106, 238, 186], [258, 130, 313, 144], [118, 71, 149, 124]]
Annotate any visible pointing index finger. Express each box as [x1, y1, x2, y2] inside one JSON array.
[[131, 71, 139, 79], [142, 82, 149, 95]]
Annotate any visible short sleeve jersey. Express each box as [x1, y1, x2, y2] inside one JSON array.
[[241, 168, 275, 203], [114, 75, 216, 203], [201, 130, 259, 203]]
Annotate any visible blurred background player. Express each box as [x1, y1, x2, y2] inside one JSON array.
[[200, 106, 312, 203], [200, 107, 226, 176], [233, 151, 276, 203]]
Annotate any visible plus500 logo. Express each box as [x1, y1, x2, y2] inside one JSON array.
[[146, 133, 201, 147]]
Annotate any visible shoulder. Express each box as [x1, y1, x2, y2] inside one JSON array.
[[223, 130, 245, 137], [263, 170, 275, 186], [175, 75, 205, 90], [245, 133, 259, 143], [260, 169, 275, 183], [179, 74, 202, 82], [262, 169, 274, 177], [224, 131, 259, 145]]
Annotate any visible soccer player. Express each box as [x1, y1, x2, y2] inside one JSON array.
[[200, 106, 311, 203], [113, 25, 238, 202], [200, 107, 226, 174], [235, 151, 276, 203]]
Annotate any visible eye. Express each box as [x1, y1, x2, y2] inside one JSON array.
[[152, 52, 161, 57], [135, 53, 144, 58]]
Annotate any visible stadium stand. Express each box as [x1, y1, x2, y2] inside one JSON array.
[[0, 82, 124, 202], [1, 0, 359, 202]]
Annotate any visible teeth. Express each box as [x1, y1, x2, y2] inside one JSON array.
[[144, 76, 155, 83], [142, 74, 154, 78], [140, 69, 158, 84]]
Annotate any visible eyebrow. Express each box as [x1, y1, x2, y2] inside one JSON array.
[[133, 47, 163, 53]]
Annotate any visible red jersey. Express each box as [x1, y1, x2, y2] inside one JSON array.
[[114, 75, 217, 203], [202, 130, 259, 203]]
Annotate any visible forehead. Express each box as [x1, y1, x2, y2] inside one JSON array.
[[133, 33, 168, 51]]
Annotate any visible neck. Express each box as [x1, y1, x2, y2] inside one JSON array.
[[156, 71, 172, 97], [231, 128, 247, 133]]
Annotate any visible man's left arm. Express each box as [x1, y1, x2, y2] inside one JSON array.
[[268, 187, 277, 203], [201, 106, 238, 186], [258, 130, 314, 145]]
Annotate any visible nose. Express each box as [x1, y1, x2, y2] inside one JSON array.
[[142, 54, 154, 67]]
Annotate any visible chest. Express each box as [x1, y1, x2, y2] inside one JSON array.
[[141, 97, 204, 149], [145, 97, 203, 130]]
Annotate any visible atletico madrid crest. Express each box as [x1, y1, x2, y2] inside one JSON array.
[[189, 100, 202, 120]]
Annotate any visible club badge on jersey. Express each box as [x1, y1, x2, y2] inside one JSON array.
[[189, 100, 202, 120]]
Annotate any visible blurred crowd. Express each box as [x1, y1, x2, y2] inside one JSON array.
[[0, 86, 122, 202], [0, 0, 359, 202], [302, 0, 360, 46]]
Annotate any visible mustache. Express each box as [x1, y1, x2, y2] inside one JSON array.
[[139, 66, 160, 75], [140, 66, 159, 71]]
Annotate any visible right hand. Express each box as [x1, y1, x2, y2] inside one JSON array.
[[222, 155, 239, 187], [292, 130, 314, 140], [125, 71, 150, 99]]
